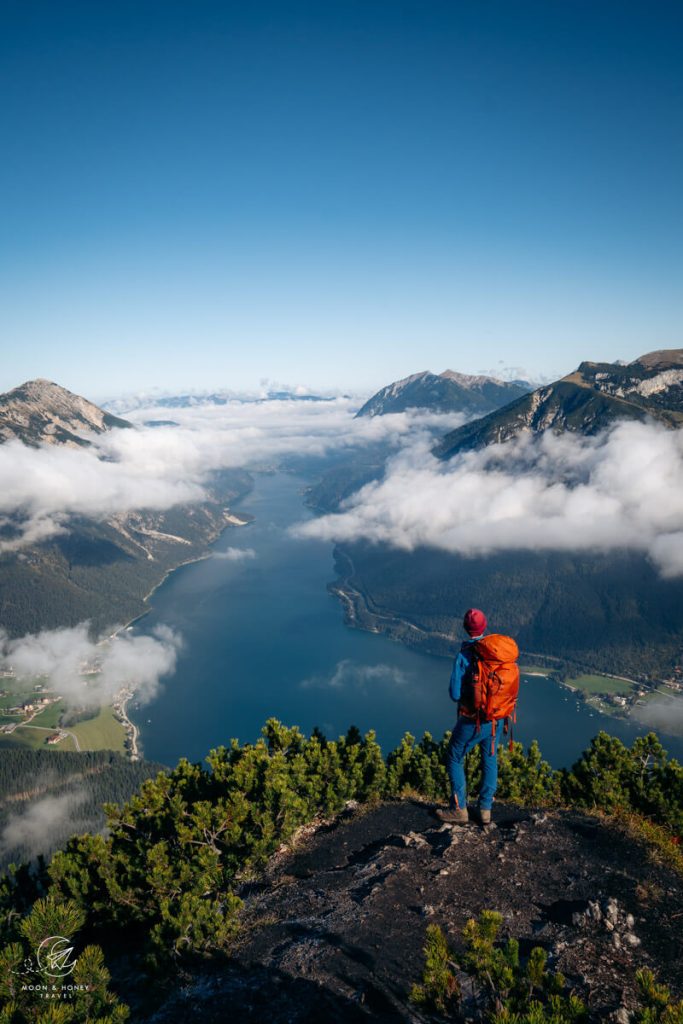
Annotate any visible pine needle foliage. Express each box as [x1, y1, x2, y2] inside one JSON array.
[[0, 896, 128, 1023], [411, 912, 587, 1023], [634, 969, 683, 1024], [409, 923, 461, 1014]]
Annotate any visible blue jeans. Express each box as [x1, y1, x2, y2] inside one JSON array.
[[446, 717, 505, 811]]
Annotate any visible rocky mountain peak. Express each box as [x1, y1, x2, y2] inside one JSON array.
[[633, 348, 683, 370], [356, 370, 530, 419], [0, 378, 132, 447], [440, 369, 506, 388], [146, 799, 683, 1023], [437, 349, 683, 459]]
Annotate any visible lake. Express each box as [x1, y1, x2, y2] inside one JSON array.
[[131, 472, 683, 768]]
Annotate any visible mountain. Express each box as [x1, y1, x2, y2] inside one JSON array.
[[148, 799, 683, 1023], [436, 348, 683, 459], [0, 378, 132, 446], [320, 348, 683, 680], [4, 719, 681, 1022], [103, 389, 342, 415], [0, 379, 252, 641], [356, 370, 531, 418]]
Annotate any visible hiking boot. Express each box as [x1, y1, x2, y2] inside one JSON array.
[[472, 806, 491, 825], [435, 806, 469, 825]]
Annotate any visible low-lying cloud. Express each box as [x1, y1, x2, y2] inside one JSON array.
[[632, 696, 683, 738], [0, 622, 182, 708], [0, 397, 466, 551], [0, 789, 91, 862], [293, 421, 683, 577], [300, 659, 412, 693], [212, 546, 256, 561]]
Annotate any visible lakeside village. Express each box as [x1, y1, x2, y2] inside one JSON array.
[[523, 660, 683, 719], [0, 661, 138, 759], [1, 653, 683, 758]]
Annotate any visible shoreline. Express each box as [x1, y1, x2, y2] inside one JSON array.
[[106, 505, 253, 759], [329, 560, 654, 722], [115, 688, 140, 761]]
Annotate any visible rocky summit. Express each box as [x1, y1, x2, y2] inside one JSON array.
[[0, 377, 132, 446], [355, 370, 530, 419], [143, 799, 682, 1023], [436, 348, 683, 458]]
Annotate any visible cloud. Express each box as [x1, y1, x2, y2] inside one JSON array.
[[0, 789, 91, 861], [300, 659, 412, 692], [631, 696, 683, 738], [0, 623, 182, 708], [293, 420, 683, 577], [212, 546, 256, 561], [0, 397, 466, 551]]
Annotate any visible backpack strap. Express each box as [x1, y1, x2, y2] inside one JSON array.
[[503, 710, 517, 751]]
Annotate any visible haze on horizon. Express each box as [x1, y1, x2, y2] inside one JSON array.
[[1, 0, 681, 398]]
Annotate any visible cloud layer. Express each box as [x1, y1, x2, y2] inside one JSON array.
[[0, 398, 466, 551], [294, 421, 683, 577], [0, 623, 182, 708]]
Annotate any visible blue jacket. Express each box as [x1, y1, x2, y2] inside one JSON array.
[[449, 635, 484, 703]]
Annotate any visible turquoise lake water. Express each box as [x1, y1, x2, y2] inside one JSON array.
[[131, 472, 683, 768]]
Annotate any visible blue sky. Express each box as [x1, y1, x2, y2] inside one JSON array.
[[1, 0, 681, 399]]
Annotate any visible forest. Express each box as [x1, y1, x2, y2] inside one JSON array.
[[334, 542, 683, 680]]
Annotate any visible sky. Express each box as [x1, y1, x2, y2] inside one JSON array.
[[1, 0, 681, 399]]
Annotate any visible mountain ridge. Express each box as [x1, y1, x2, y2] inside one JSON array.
[[356, 369, 531, 419], [0, 379, 253, 641], [0, 378, 132, 447], [436, 348, 683, 459]]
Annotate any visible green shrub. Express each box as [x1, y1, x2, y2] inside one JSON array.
[[634, 969, 683, 1024], [0, 895, 128, 1023], [411, 912, 586, 1023]]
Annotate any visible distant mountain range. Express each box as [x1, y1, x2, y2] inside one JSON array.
[[103, 388, 342, 415], [0, 378, 132, 446], [436, 349, 683, 458], [0, 380, 252, 639], [356, 369, 531, 418]]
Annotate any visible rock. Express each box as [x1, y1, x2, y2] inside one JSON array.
[[612, 933, 622, 950], [605, 899, 619, 925], [421, 905, 435, 918], [623, 933, 641, 948], [625, 914, 635, 931], [605, 920, 615, 932], [587, 900, 603, 922], [401, 831, 429, 848], [614, 1007, 631, 1024]]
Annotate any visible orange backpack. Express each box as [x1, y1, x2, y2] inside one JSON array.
[[459, 634, 520, 750]]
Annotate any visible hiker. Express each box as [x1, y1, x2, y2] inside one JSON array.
[[436, 608, 519, 826]]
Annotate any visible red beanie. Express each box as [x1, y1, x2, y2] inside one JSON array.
[[463, 608, 487, 637]]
